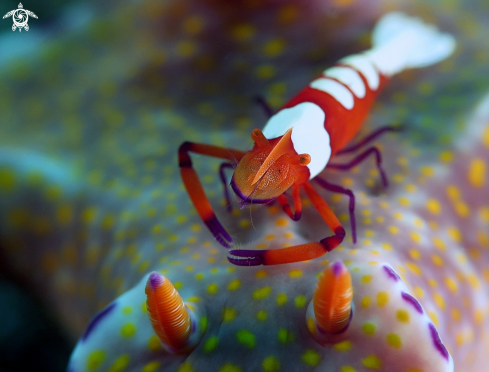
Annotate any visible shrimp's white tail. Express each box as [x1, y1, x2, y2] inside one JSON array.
[[366, 12, 456, 76]]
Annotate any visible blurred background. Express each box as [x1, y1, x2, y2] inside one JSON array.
[[0, 0, 488, 371]]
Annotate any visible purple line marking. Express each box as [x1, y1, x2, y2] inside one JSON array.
[[331, 261, 344, 277], [228, 250, 264, 266], [429, 323, 449, 361], [82, 302, 116, 342], [401, 291, 423, 314], [149, 271, 164, 290], [383, 265, 400, 281], [230, 176, 274, 204]]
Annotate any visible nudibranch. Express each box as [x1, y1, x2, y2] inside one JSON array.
[[0, 1, 488, 372], [65, 11, 489, 370]]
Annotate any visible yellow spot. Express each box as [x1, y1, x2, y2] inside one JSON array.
[[340, 367, 357, 372], [120, 323, 136, 338], [420, 166, 434, 177], [388, 226, 399, 234], [255, 64, 276, 79], [176, 40, 197, 57], [177, 361, 194, 372], [445, 277, 458, 293], [207, 283, 218, 294], [183, 15, 204, 35], [447, 227, 461, 242], [275, 217, 288, 227], [219, 364, 242, 372], [405, 262, 422, 275], [361, 296, 371, 308], [263, 39, 286, 57], [432, 255, 444, 267], [398, 197, 410, 206], [483, 125, 489, 147], [223, 307, 237, 322], [474, 309, 484, 325], [108, 354, 130, 372], [333, 340, 352, 351], [410, 232, 422, 244], [467, 274, 480, 289], [257, 310, 268, 321], [255, 270, 268, 278], [86, 350, 106, 371], [148, 335, 161, 351], [82, 207, 97, 224], [141, 301, 147, 313], [377, 292, 389, 307], [396, 310, 410, 323], [414, 286, 424, 299], [382, 243, 392, 251], [236, 329, 255, 348], [301, 349, 321, 367], [262, 356, 281, 372], [361, 275, 372, 284], [433, 237, 446, 251], [278, 328, 295, 344], [433, 293, 445, 310], [451, 308, 461, 322], [362, 355, 382, 369], [468, 158, 486, 188], [386, 333, 402, 348], [231, 24, 255, 41], [362, 323, 376, 335], [409, 249, 421, 260], [276, 293, 287, 306], [295, 295, 307, 308], [122, 306, 132, 315], [142, 362, 161, 372], [0, 168, 16, 191], [306, 317, 317, 335], [228, 279, 241, 291], [289, 269, 302, 278], [253, 287, 272, 300], [405, 184, 416, 192], [439, 151, 454, 163], [203, 336, 219, 353]]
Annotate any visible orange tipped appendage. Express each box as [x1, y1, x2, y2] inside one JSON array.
[[313, 261, 353, 334], [145, 272, 191, 350]]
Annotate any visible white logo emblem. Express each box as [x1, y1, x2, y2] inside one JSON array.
[[3, 3, 37, 32]]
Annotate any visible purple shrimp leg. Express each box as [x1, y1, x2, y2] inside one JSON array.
[[327, 146, 388, 188], [314, 176, 357, 244], [254, 96, 274, 118], [337, 125, 403, 154]]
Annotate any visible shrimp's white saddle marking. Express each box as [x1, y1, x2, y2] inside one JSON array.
[[262, 102, 331, 179], [309, 78, 355, 110], [323, 66, 366, 99]]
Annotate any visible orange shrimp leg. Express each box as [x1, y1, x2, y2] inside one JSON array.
[[277, 185, 302, 221], [328, 146, 388, 187], [228, 182, 345, 266], [179, 142, 245, 248]]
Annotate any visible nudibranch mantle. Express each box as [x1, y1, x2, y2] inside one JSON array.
[[69, 249, 454, 372]]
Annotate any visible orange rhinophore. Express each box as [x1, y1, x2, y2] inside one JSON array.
[[145, 272, 192, 350], [313, 261, 353, 334]]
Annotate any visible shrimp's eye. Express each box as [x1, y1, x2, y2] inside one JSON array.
[[251, 129, 269, 147], [299, 154, 311, 166]]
